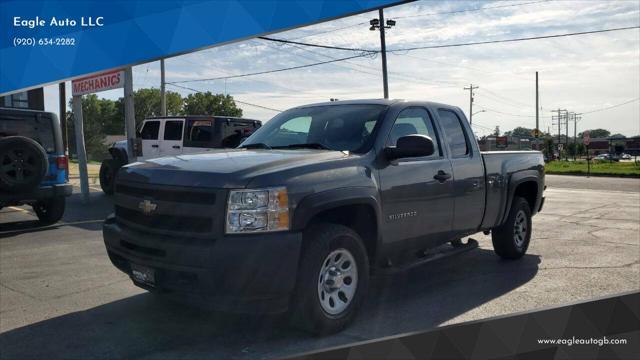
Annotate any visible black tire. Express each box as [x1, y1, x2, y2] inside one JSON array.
[[290, 223, 369, 335], [492, 197, 532, 259], [33, 196, 66, 225], [0, 136, 48, 192], [99, 159, 120, 195]]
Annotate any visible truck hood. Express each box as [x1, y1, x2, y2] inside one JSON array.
[[118, 148, 352, 188]]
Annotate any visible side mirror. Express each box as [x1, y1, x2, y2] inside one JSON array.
[[384, 134, 435, 160]]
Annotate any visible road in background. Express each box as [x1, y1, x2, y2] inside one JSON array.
[[546, 174, 640, 192], [1, 177, 639, 359]]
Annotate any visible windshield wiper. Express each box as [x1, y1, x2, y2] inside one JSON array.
[[274, 143, 331, 150], [240, 143, 272, 149]]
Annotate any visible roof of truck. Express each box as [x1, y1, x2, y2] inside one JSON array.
[[292, 99, 461, 111]]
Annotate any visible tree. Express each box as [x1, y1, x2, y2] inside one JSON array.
[[493, 126, 500, 136], [579, 128, 610, 139], [66, 94, 109, 160], [504, 127, 534, 138], [183, 92, 243, 117], [112, 88, 183, 130], [610, 133, 626, 139]]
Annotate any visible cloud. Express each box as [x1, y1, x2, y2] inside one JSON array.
[[45, 0, 640, 136]]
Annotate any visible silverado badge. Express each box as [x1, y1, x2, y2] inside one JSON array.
[[138, 200, 157, 215]]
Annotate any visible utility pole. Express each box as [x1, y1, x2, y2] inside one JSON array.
[[58, 82, 68, 154], [551, 109, 567, 160], [566, 112, 571, 160], [160, 58, 166, 116], [370, 9, 395, 99], [464, 84, 479, 125], [573, 114, 581, 161], [535, 71, 539, 150]]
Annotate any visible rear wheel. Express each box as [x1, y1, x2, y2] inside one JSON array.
[[290, 223, 369, 335], [0, 136, 48, 192], [33, 196, 66, 225], [492, 197, 532, 259], [99, 159, 120, 195]]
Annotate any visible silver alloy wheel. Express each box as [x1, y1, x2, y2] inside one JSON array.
[[513, 210, 527, 248], [317, 248, 358, 315]]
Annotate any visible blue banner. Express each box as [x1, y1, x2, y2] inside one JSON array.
[[1, 0, 407, 94]]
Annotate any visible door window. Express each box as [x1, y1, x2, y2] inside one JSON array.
[[437, 109, 469, 157], [387, 107, 441, 157], [139, 121, 160, 140], [163, 120, 183, 141], [185, 119, 213, 148]]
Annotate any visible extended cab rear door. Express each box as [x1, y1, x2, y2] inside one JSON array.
[[435, 108, 485, 235]]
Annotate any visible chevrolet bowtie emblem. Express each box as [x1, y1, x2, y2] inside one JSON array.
[[138, 199, 157, 215]]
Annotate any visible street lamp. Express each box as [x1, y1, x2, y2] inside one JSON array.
[[472, 109, 486, 117]]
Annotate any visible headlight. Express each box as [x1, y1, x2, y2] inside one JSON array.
[[226, 187, 289, 233]]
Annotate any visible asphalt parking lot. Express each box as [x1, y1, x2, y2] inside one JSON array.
[[1, 175, 639, 359]]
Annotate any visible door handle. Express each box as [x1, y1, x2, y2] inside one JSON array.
[[151, 144, 159, 148], [172, 145, 181, 149], [433, 170, 451, 183]]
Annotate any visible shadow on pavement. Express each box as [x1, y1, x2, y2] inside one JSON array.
[[0, 191, 114, 236], [0, 250, 540, 360]]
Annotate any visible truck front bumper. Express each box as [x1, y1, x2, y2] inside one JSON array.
[[103, 215, 302, 314]]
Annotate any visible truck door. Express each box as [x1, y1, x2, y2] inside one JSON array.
[[379, 107, 455, 256], [159, 119, 184, 156], [436, 108, 485, 235], [139, 120, 161, 160]]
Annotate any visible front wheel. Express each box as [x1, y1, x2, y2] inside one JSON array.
[[99, 159, 120, 195], [290, 223, 369, 335], [492, 197, 532, 259], [33, 196, 66, 225]]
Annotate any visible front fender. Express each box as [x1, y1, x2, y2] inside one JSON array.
[[292, 187, 381, 232]]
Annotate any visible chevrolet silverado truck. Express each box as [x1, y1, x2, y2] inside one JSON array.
[[103, 99, 544, 334]]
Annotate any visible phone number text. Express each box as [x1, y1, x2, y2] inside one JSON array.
[[13, 37, 76, 47]]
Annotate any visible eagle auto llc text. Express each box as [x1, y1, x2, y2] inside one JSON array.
[[13, 16, 104, 28]]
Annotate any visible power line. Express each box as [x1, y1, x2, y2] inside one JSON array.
[[388, 26, 640, 52], [261, 37, 460, 89], [285, 0, 552, 40], [172, 26, 638, 86], [476, 105, 539, 118], [268, 26, 639, 55], [577, 98, 640, 115], [167, 83, 283, 112], [168, 53, 375, 84], [258, 36, 376, 53]]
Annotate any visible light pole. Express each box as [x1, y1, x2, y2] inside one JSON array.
[[370, 9, 395, 99], [472, 109, 486, 117]]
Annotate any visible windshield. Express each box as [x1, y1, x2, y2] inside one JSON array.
[[240, 104, 387, 153]]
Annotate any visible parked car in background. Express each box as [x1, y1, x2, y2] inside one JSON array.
[[0, 108, 72, 224], [103, 99, 545, 334], [621, 153, 632, 160], [100, 116, 261, 194]]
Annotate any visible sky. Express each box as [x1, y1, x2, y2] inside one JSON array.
[[43, 0, 640, 137]]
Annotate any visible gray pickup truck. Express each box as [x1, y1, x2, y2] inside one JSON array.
[[103, 99, 545, 334]]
